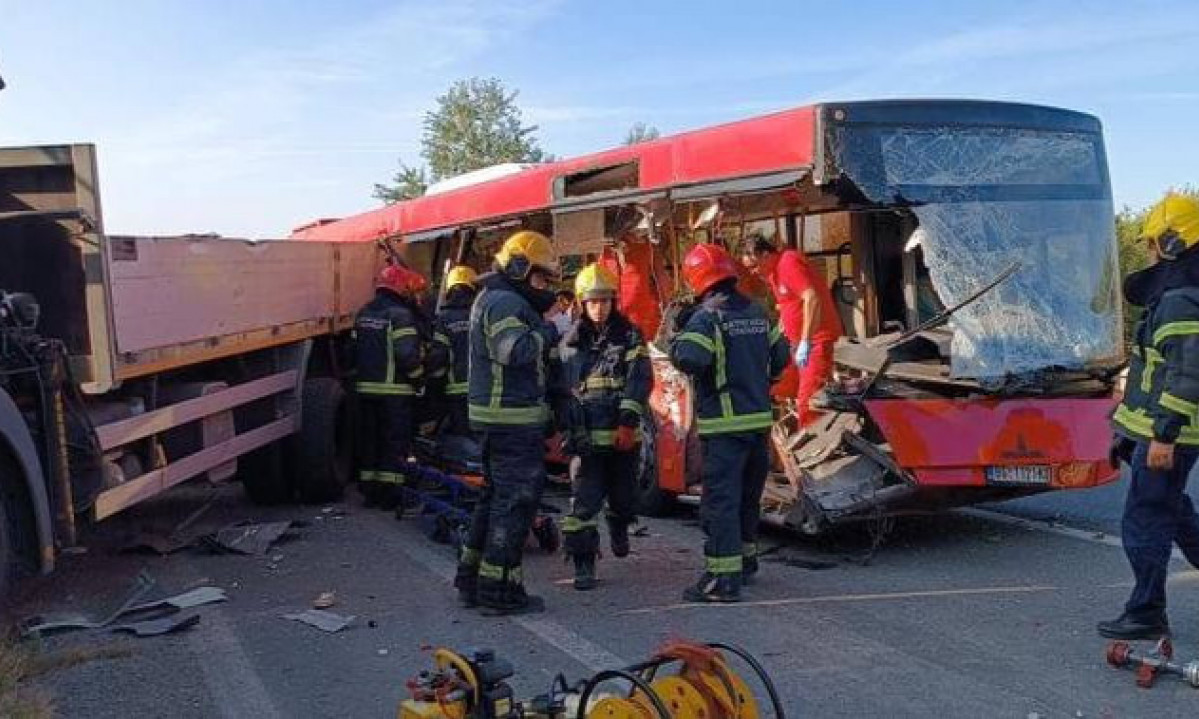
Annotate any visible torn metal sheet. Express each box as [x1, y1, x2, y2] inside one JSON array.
[[111, 613, 201, 637], [127, 586, 227, 614], [282, 609, 356, 633], [20, 570, 155, 638], [204, 521, 294, 556]]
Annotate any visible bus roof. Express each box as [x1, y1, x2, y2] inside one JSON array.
[[290, 104, 819, 242]]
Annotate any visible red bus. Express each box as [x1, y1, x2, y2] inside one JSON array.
[[295, 99, 1123, 533]]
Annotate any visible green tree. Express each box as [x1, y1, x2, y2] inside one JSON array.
[[374, 77, 547, 202], [373, 162, 427, 203], [624, 122, 661, 145]]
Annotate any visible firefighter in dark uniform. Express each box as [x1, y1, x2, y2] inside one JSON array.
[[453, 231, 564, 615], [353, 264, 430, 508], [427, 265, 478, 437], [560, 263, 652, 591], [1101, 193, 1199, 640], [669, 243, 789, 603]]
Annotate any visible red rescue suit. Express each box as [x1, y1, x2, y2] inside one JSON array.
[[763, 250, 842, 425], [599, 236, 670, 342]]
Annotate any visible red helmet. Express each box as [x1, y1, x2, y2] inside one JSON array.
[[377, 264, 428, 296], [682, 243, 738, 296]]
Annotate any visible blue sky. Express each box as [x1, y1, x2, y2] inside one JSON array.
[[2, 0, 1196, 237]]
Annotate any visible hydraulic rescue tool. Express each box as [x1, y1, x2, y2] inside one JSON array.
[[398, 640, 785, 719], [1106, 638, 1199, 689]]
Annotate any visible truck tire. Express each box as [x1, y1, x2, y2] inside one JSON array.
[[634, 415, 670, 516], [240, 442, 292, 505], [291, 378, 351, 504], [0, 451, 35, 601]]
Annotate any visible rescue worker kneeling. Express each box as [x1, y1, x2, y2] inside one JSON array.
[[454, 231, 565, 615], [560, 263, 652, 590], [427, 265, 478, 438], [669, 244, 789, 603], [354, 264, 430, 509]]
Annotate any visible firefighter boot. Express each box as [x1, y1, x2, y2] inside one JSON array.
[[572, 554, 598, 591], [1097, 612, 1170, 640], [453, 563, 478, 608], [682, 572, 742, 603], [477, 576, 546, 616], [608, 519, 630, 559], [742, 555, 760, 585]]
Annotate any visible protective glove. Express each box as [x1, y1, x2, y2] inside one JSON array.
[[613, 424, 639, 452], [794, 339, 811, 369]]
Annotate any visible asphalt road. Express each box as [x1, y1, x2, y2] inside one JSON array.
[[9, 477, 1199, 719]]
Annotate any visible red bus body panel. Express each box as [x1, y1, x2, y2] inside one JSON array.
[[865, 398, 1120, 489], [290, 106, 818, 242]]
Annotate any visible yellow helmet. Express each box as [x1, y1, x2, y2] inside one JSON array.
[[1142, 193, 1199, 261], [444, 265, 478, 291], [574, 263, 618, 301], [495, 230, 559, 280]]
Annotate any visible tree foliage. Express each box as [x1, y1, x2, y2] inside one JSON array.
[[624, 122, 661, 145], [374, 77, 547, 203]]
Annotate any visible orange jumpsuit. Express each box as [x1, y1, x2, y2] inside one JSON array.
[[599, 237, 670, 342]]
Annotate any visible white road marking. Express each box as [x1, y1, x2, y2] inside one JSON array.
[[187, 603, 283, 719], [620, 584, 1058, 615], [394, 529, 629, 672]]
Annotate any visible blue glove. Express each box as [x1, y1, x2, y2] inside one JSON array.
[[794, 339, 811, 369]]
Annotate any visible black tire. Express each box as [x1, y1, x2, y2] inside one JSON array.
[[240, 441, 292, 505], [0, 451, 36, 601], [292, 377, 352, 504], [633, 415, 671, 516]]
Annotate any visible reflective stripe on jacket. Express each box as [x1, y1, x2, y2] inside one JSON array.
[[467, 273, 562, 430], [1114, 286, 1199, 445], [353, 290, 427, 396], [669, 286, 790, 436], [429, 298, 472, 396], [561, 312, 652, 448]]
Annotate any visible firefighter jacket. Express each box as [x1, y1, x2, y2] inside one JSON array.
[[353, 289, 429, 396], [561, 312, 652, 449], [1114, 272, 1199, 446], [468, 273, 564, 431], [669, 284, 790, 436], [428, 290, 474, 396]]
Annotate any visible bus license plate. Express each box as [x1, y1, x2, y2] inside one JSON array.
[[985, 466, 1052, 486]]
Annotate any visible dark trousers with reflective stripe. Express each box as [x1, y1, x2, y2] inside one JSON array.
[[462, 427, 547, 585], [699, 431, 769, 575], [356, 394, 412, 492], [565, 448, 637, 557], [1122, 441, 1199, 619]]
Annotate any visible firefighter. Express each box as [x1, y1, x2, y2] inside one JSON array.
[[427, 265, 478, 437], [454, 230, 565, 615], [739, 235, 842, 426], [353, 264, 430, 509], [1101, 193, 1199, 640], [669, 243, 789, 602], [560, 263, 652, 590]]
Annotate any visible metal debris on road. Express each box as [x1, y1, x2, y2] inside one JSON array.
[[204, 521, 295, 556], [111, 613, 201, 637], [21, 570, 156, 637], [127, 586, 228, 614], [313, 592, 337, 609], [282, 609, 356, 633]]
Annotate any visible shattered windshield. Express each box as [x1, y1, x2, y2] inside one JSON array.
[[833, 123, 1122, 379]]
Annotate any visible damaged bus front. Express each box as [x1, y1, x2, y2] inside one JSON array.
[[768, 101, 1124, 533]]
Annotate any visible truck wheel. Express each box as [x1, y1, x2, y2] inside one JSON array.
[[634, 415, 670, 517], [240, 442, 292, 505], [292, 378, 352, 504], [0, 452, 35, 601]]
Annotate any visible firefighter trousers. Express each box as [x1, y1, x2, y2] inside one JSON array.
[[356, 394, 412, 499], [1122, 441, 1199, 620], [460, 427, 547, 594], [564, 448, 637, 557], [699, 431, 769, 577]]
